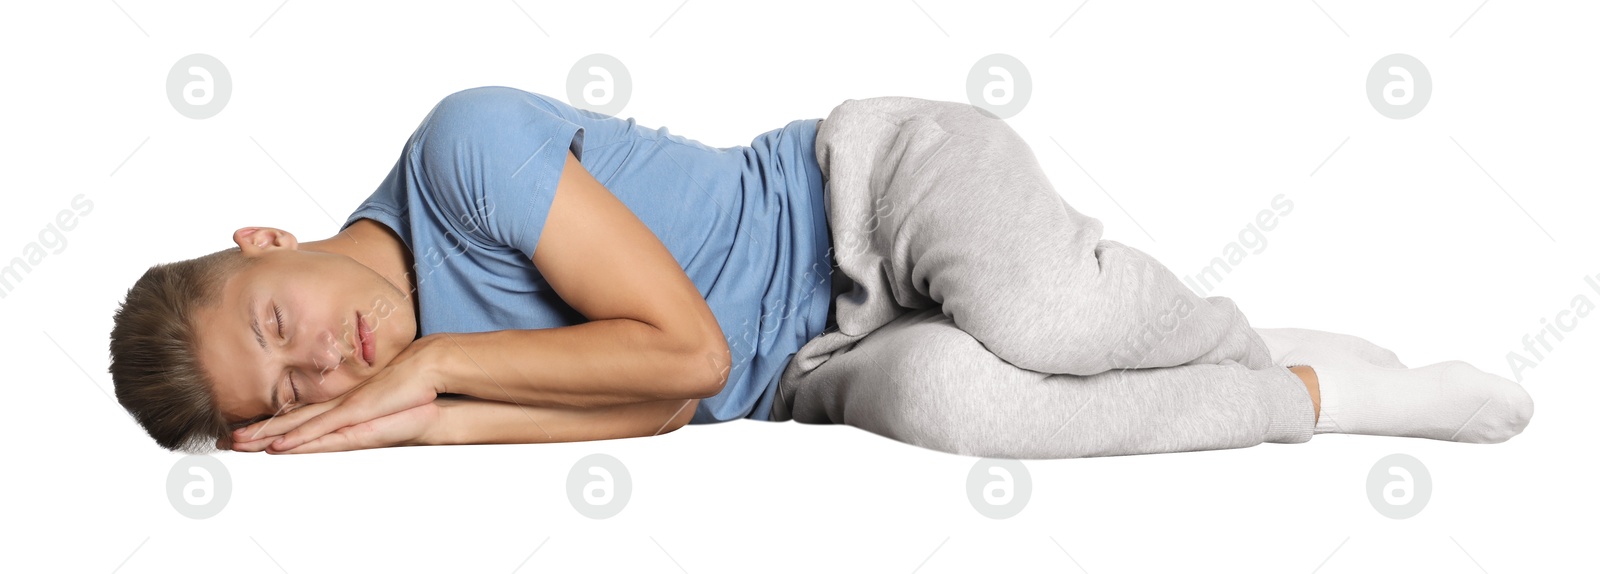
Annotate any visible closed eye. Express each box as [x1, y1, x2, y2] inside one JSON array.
[[274, 304, 299, 406]]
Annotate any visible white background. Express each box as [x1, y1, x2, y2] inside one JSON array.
[[2, 0, 1595, 572]]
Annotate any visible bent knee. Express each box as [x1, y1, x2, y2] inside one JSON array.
[[862, 325, 1004, 448]]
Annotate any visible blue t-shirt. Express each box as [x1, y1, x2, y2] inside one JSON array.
[[341, 86, 832, 423]]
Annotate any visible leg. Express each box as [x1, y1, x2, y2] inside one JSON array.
[[1282, 346, 1533, 443], [816, 97, 1269, 377], [789, 97, 1531, 447], [1260, 326, 1533, 443], [1290, 365, 1321, 424], [782, 308, 1315, 459]]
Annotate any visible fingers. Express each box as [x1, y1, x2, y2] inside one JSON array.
[[214, 434, 280, 453], [231, 433, 286, 453], [274, 375, 440, 451], [233, 397, 343, 443], [271, 387, 410, 452], [275, 428, 362, 454], [269, 402, 439, 454], [271, 399, 366, 452], [272, 414, 406, 454]]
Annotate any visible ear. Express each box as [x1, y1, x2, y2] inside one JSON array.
[[234, 227, 299, 256]]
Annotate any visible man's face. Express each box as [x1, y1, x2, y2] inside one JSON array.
[[195, 227, 418, 425]]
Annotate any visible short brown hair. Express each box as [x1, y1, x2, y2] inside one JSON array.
[[109, 247, 256, 452]]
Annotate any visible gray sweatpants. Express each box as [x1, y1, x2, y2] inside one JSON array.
[[769, 97, 1315, 459]]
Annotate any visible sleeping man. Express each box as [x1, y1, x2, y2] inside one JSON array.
[[109, 86, 1534, 457]]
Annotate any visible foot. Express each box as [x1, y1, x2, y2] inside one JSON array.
[[1257, 327, 1407, 369], [1281, 347, 1534, 443]]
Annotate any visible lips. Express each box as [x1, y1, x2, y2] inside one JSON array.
[[357, 312, 376, 366]]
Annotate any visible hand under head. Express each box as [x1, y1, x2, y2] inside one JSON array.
[[110, 223, 420, 452]]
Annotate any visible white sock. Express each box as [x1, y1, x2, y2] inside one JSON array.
[[1257, 327, 1407, 369], [1281, 347, 1534, 443]]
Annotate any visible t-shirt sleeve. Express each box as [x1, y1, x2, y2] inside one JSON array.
[[412, 86, 586, 259]]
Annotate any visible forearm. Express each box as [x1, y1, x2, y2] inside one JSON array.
[[425, 394, 699, 445], [427, 319, 728, 409]]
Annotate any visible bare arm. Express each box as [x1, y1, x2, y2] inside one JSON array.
[[428, 394, 699, 445], [436, 151, 731, 409], [427, 320, 721, 410]]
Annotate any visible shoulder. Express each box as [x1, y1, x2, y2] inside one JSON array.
[[404, 87, 587, 251], [414, 87, 573, 148], [408, 86, 585, 187]]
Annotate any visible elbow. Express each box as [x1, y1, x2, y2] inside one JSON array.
[[676, 339, 731, 399]]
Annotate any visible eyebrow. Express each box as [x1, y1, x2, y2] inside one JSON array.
[[246, 295, 280, 414]]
